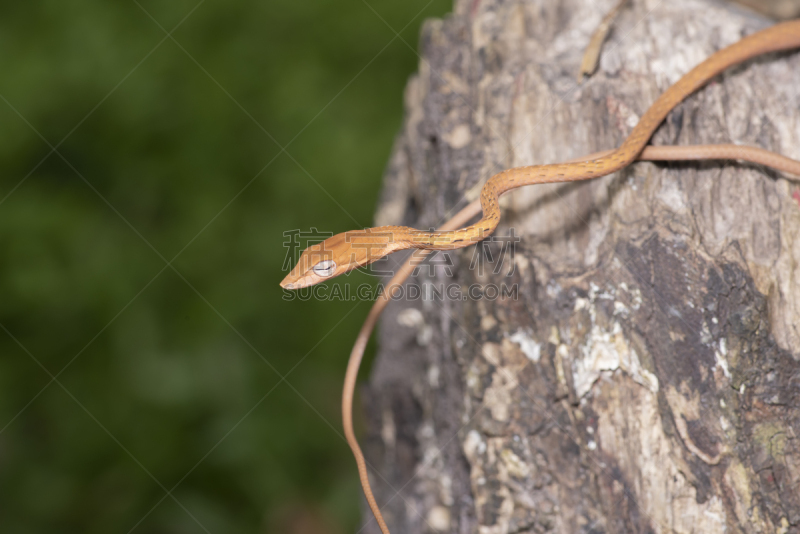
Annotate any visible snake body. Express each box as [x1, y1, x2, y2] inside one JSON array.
[[281, 19, 800, 534], [360, 20, 800, 254]]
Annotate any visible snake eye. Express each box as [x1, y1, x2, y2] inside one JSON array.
[[312, 260, 337, 278]]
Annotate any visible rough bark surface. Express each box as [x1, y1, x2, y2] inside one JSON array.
[[364, 0, 800, 533]]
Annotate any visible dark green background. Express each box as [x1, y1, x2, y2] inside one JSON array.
[[0, 1, 451, 532]]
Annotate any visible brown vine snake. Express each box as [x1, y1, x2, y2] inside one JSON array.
[[282, 20, 800, 534]]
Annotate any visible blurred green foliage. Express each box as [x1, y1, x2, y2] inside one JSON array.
[[0, 1, 450, 532]]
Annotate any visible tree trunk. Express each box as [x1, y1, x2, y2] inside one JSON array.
[[363, 0, 800, 532]]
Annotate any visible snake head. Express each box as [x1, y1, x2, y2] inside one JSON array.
[[280, 228, 403, 290]]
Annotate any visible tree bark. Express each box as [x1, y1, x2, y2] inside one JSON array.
[[363, 0, 800, 532]]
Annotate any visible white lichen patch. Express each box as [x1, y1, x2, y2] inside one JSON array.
[[700, 320, 713, 344], [442, 123, 471, 149], [464, 430, 486, 458], [571, 294, 659, 397], [614, 282, 643, 311], [427, 506, 451, 531], [508, 330, 541, 362], [714, 339, 731, 380], [589, 282, 614, 301], [397, 307, 424, 327], [397, 307, 433, 345], [545, 280, 562, 299]]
